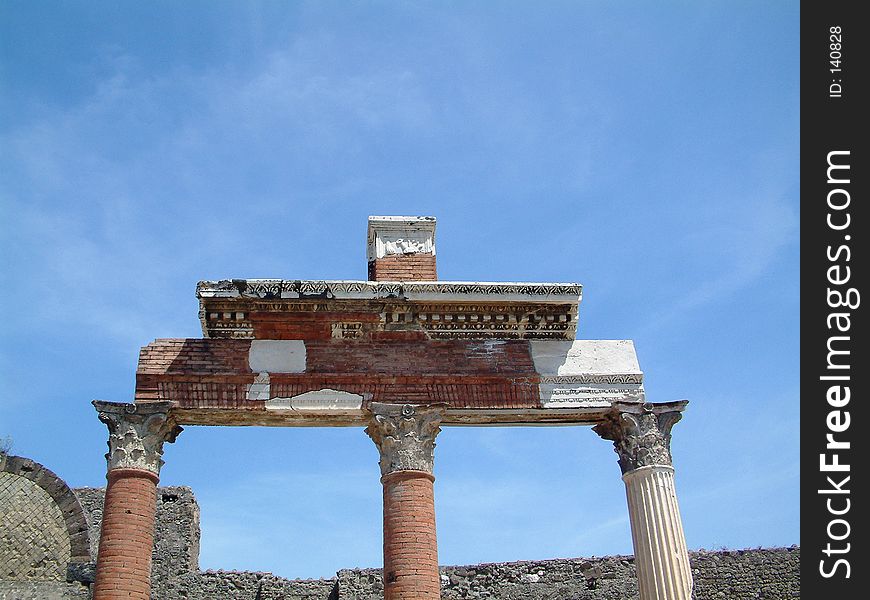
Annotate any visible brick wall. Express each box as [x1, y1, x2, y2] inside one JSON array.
[[368, 254, 437, 281], [135, 338, 541, 409]]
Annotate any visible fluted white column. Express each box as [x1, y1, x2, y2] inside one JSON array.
[[623, 465, 691, 600], [594, 401, 692, 600]]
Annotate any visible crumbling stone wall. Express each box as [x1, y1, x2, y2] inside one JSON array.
[[336, 547, 800, 599], [158, 572, 337, 600], [76, 486, 209, 598], [6, 482, 799, 599], [75, 486, 337, 599]]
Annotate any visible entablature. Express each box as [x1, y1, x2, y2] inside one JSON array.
[[197, 280, 583, 341], [135, 338, 642, 427]]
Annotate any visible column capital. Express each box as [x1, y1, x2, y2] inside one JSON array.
[[92, 401, 182, 476], [593, 401, 688, 474], [365, 403, 446, 477]]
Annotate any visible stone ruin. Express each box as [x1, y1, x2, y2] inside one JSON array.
[[0, 217, 800, 599], [0, 458, 799, 599]]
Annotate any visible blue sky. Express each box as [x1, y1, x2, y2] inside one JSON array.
[[1, 1, 798, 579]]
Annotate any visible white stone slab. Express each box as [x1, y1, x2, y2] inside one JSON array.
[[265, 389, 364, 411], [530, 340, 641, 377], [248, 340, 306, 373], [531, 340, 643, 408]]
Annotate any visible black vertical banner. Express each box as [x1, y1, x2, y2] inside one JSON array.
[[802, 3, 866, 598]]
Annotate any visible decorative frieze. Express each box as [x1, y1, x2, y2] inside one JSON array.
[[332, 322, 365, 339], [367, 215, 437, 261], [199, 293, 580, 340], [92, 401, 182, 475], [593, 401, 687, 474], [539, 383, 644, 408], [365, 403, 445, 476], [532, 341, 645, 407]]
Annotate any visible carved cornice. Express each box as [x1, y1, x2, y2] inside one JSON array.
[[593, 401, 688, 474], [92, 401, 182, 475], [365, 403, 445, 476], [197, 279, 583, 302]]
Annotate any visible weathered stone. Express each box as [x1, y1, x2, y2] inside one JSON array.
[[365, 403, 445, 476], [367, 216, 437, 260], [92, 401, 181, 475], [593, 401, 687, 474], [196, 280, 582, 340], [0, 455, 92, 588], [334, 548, 800, 599]]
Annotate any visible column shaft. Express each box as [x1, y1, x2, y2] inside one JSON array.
[[623, 465, 692, 600], [593, 401, 692, 600], [366, 403, 445, 600], [382, 471, 441, 599], [92, 400, 179, 600], [93, 469, 159, 600]]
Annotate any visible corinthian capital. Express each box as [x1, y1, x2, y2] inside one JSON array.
[[93, 401, 182, 475], [593, 401, 688, 474], [365, 403, 445, 477]]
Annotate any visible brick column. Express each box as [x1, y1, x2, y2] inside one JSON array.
[[366, 403, 445, 600], [92, 401, 181, 600], [594, 401, 692, 600]]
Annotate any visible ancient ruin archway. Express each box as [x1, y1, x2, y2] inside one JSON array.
[[90, 216, 692, 600]]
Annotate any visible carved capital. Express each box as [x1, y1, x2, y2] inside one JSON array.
[[593, 401, 687, 474], [365, 403, 445, 476], [93, 401, 182, 476]]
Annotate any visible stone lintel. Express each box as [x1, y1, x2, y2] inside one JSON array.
[[93, 401, 182, 475], [167, 405, 636, 428]]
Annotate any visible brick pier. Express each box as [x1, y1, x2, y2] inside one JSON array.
[[382, 471, 440, 598], [93, 469, 159, 599]]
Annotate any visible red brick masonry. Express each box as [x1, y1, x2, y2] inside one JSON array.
[[93, 468, 159, 600], [382, 471, 441, 600], [136, 338, 541, 410], [369, 254, 437, 281]]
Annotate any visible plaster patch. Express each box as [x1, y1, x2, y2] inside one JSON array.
[[248, 340, 306, 373], [530, 340, 641, 378], [246, 372, 271, 401], [265, 389, 364, 411]]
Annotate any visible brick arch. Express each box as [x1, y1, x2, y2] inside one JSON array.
[[0, 454, 91, 568]]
